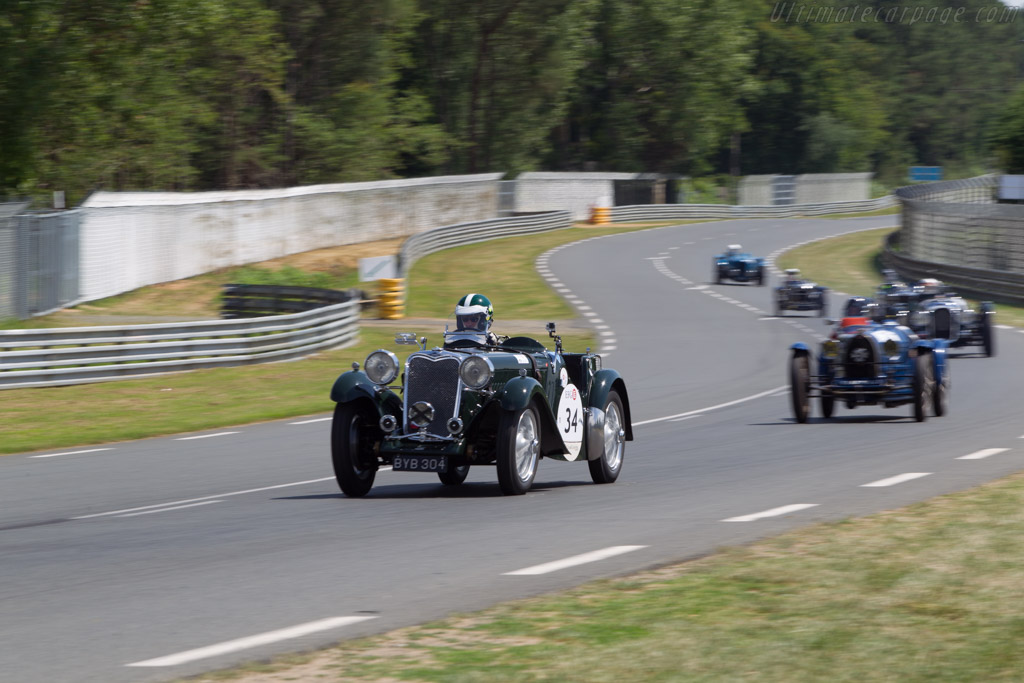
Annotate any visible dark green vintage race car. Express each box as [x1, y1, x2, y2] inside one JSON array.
[[329, 323, 633, 497]]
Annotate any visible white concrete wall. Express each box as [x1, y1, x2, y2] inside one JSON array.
[[514, 172, 636, 220], [794, 173, 872, 204], [78, 174, 502, 302], [738, 175, 776, 206]]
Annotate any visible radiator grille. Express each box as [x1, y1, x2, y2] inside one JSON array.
[[405, 355, 460, 435], [932, 307, 951, 339], [844, 336, 876, 379]]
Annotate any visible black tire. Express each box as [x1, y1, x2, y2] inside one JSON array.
[[496, 404, 541, 495], [589, 390, 625, 484], [981, 313, 995, 357], [790, 354, 810, 424], [933, 375, 948, 417], [438, 465, 470, 486], [912, 353, 931, 422], [775, 295, 784, 317], [331, 403, 379, 497], [757, 266, 766, 286], [714, 262, 723, 284], [821, 391, 834, 419]]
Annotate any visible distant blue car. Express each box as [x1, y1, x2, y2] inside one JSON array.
[[789, 319, 949, 423], [714, 244, 766, 285]]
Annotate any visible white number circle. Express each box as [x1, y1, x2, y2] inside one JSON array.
[[556, 383, 584, 460]]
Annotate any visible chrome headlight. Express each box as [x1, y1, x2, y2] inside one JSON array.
[[823, 340, 840, 358], [364, 350, 399, 385], [459, 355, 494, 389]]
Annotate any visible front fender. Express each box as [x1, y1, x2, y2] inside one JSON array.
[[498, 376, 565, 457], [585, 368, 630, 448], [329, 370, 401, 416]]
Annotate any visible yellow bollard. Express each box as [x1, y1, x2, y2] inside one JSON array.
[[377, 278, 406, 320], [590, 206, 611, 225]]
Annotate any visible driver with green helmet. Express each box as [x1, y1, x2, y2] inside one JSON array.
[[445, 293, 498, 346]]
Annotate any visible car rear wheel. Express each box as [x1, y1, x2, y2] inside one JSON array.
[[589, 390, 625, 484], [757, 266, 766, 286], [714, 262, 723, 284], [331, 403, 379, 497], [981, 313, 995, 357], [821, 391, 834, 419], [438, 465, 470, 486], [790, 353, 810, 424], [496, 404, 540, 495], [912, 353, 931, 422]]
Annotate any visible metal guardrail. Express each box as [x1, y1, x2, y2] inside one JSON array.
[[610, 196, 896, 222], [0, 300, 360, 390], [398, 211, 572, 277], [220, 284, 362, 318]]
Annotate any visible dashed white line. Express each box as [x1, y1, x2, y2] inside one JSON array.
[[956, 448, 1009, 460], [861, 473, 932, 487], [127, 616, 378, 667], [503, 545, 648, 576], [723, 504, 818, 522], [175, 432, 239, 441], [30, 448, 113, 459], [289, 417, 331, 425]]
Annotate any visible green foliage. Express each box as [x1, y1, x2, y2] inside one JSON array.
[[991, 86, 1024, 174], [2, 0, 1023, 199]]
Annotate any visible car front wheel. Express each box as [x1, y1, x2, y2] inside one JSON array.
[[439, 465, 470, 486], [589, 390, 625, 484], [790, 353, 810, 424], [331, 403, 379, 497], [496, 404, 541, 495]]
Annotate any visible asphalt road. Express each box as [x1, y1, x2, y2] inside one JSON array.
[[3, 216, 1023, 683]]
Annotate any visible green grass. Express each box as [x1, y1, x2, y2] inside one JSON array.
[[406, 223, 688, 319], [776, 227, 1024, 328], [185, 472, 1024, 683]]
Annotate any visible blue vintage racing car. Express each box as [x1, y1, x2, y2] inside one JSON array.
[[789, 317, 949, 423], [714, 244, 766, 285], [774, 268, 828, 317]]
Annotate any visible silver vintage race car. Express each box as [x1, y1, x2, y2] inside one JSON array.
[[905, 280, 995, 357]]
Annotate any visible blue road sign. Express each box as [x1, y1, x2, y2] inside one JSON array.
[[909, 166, 943, 182]]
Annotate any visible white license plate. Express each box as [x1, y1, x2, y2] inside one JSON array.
[[392, 454, 448, 473]]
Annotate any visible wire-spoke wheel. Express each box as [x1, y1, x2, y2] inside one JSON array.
[[589, 390, 625, 484], [496, 405, 540, 495]]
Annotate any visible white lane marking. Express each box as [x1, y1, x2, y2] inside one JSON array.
[[503, 545, 647, 576], [30, 448, 113, 459], [118, 501, 222, 518], [289, 417, 331, 425], [957, 448, 1009, 460], [634, 385, 787, 426], [583, 311, 598, 317], [602, 346, 616, 352], [996, 324, 1014, 330], [599, 330, 615, 336], [684, 241, 695, 245], [127, 616, 378, 667], [72, 477, 335, 519], [669, 415, 702, 422], [175, 432, 239, 441], [759, 317, 780, 321], [861, 473, 932, 487], [723, 504, 818, 522]]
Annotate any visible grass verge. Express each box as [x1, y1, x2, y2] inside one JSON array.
[[185, 472, 1024, 683]]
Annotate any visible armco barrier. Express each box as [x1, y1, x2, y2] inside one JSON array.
[[610, 196, 896, 222], [398, 211, 573, 277], [0, 300, 359, 390]]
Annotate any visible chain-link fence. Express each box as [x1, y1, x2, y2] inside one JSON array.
[[0, 202, 31, 319]]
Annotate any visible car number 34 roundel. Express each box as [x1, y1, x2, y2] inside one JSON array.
[[556, 383, 585, 461]]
